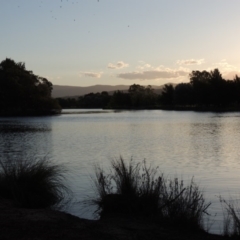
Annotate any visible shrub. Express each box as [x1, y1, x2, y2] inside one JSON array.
[[220, 197, 240, 237], [91, 157, 210, 231], [0, 157, 69, 209], [161, 178, 210, 230]]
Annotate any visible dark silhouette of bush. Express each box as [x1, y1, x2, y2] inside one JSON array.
[[0, 158, 69, 209], [220, 197, 240, 237], [91, 157, 210, 231]]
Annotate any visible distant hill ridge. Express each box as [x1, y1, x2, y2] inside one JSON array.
[[52, 85, 129, 98], [52, 84, 174, 98]]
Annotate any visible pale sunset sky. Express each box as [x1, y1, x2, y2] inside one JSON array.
[[1, 0, 239, 86]]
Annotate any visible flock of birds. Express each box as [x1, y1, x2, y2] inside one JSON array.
[[17, 0, 100, 22], [15, 0, 130, 28]]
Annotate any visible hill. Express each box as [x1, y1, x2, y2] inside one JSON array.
[[52, 84, 174, 98], [52, 85, 129, 98]]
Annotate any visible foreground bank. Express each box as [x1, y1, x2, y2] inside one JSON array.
[[1, 157, 240, 239], [0, 198, 227, 240]]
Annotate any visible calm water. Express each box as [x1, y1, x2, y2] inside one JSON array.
[[1, 109, 240, 234]]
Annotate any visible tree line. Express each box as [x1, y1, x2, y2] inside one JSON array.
[[0, 58, 61, 116], [56, 84, 157, 109], [161, 69, 240, 108], [57, 69, 240, 111], [3, 58, 238, 115]]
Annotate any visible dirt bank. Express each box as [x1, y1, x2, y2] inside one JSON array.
[[0, 198, 228, 240]]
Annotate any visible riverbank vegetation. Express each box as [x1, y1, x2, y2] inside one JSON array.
[[0, 157, 68, 208], [57, 69, 240, 111], [1, 156, 240, 238], [0, 58, 61, 116], [220, 197, 240, 238], [91, 157, 210, 231], [89, 158, 240, 237]]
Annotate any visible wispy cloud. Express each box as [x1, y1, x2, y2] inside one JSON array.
[[211, 59, 240, 79], [177, 59, 205, 65], [107, 61, 129, 69], [117, 67, 189, 80], [136, 62, 152, 70], [223, 71, 240, 79], [213, 59, 236, 71], [79, 72, 102, 78]]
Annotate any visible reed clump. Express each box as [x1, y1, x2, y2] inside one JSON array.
[[220, 197, 240, 237], [92, 157, 210, 231], [0, 157, 69, 209]]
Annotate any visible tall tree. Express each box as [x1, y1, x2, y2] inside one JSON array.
[[0, 58, 61, 116], [160, 84, 175, 105], [174, 83, 194, 105], [128, 84, 156, 108]]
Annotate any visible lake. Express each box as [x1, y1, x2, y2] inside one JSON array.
[[1, 109, 240, 234]]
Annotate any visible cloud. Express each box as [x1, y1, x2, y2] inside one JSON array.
[[211, 60, 240, 79], [136, 63, 152, 70], [223, 71, 240, 79], [107, 61, 129, 69], [117, 67, 189, 80], [177, 59, 205, 65], [213, 59, 237, 71], [79, 72, 102, 78]]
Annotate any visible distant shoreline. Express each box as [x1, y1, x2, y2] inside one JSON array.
[[61, 106, 240, 113]]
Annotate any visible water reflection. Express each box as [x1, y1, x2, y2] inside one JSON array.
[[189, 122, 223, 168], [0, 118, 53, 161], [0, 111, 240, 234], [0, 124, 50, 133]]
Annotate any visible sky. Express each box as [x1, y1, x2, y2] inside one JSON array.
[[1, 0, 240, 87]]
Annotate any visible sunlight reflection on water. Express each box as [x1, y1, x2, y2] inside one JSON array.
[[1, 110, 240, 234]]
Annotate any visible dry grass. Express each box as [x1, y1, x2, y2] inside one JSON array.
[[220, 197, 240, 237], [0, 157, 69, 209], [91, 157, 210, 231]]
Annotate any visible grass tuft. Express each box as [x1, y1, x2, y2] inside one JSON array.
[[220, 197, 240, 237], [162, 177, 211, 230], [0, 157, 69, 209], [91, 157, 210, 231]]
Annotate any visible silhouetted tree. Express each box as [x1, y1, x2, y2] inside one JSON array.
[[160, 84, 175, 105], [144, 85, 157, 107], [189, 69, 229, 106], [233, 75, 240, 104], [208, 69, 226, 105], [76, 92, 111, 108], [108, 91, 131, 109], [156, 69, 240, 110], [174, 83, 194, 105], [128, 84, 157, 108], [189, 70, 212, 105], [0, 58, 61, 116]]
